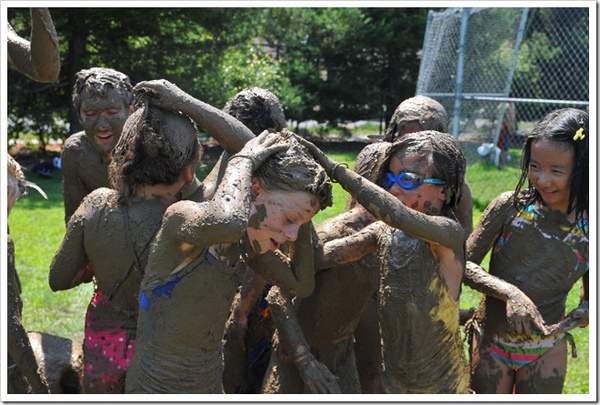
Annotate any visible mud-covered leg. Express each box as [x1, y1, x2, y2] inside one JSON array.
[[470, 332, 515, 393], [515, 340, 567, 394]]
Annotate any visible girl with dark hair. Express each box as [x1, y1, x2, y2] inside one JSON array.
[[291, 130, 471, 394], [464, 108, 589, 393]]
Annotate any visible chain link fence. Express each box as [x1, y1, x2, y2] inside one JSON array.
[[416, 7, 589, 171]]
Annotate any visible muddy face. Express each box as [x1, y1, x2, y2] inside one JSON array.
[[246, 181, 320, 254], [79, 88, 131, 155], [385, 152, 445, 215]]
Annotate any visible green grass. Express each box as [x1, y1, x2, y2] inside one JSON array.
[[9, 145, 589, 394]]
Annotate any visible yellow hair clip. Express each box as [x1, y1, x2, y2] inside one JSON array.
[[573, 128, 585, 141]]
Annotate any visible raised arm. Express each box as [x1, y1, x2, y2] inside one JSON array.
[[163, 132, 286, 248], [8, 8, 60, 83], [297, 136, 464, 252], [134, 80, 254, 152], [266, 286, 341, 394]]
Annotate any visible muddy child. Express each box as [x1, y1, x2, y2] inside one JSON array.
[[464, 108, 589, 394], [298, 130, 471, 394], [352, 94, 474, 393], [125, 131, 332, 394], [49, 101, 204, 393], [60, 67, 135, 224]]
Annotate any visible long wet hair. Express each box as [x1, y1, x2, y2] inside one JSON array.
[[385, 130, 466, 216], [109, 99, 201, 203], [514, 108, 588, 234], [72, 67, 133, 115], [253, 129, 333, 211], [223, 87, 287, 135]]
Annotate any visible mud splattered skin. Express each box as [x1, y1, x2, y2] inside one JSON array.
[[467, 192, 588, 332]]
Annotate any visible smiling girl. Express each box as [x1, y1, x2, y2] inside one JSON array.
[[464, 108, 589, 393]]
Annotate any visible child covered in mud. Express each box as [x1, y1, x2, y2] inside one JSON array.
[[296, 130, 471, 394], [61, 67, 135, 224], [464, 108, 589, 394], [352, 94, 473, 393], [7, 155, 50, 394], [49, 99, 204, 393], [125, 131, 332, 394]]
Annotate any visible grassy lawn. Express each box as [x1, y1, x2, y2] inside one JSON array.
[[8, 145, 589, 394]]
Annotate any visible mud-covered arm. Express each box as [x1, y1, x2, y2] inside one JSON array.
[[8, 238, 49, 393], [7, 8, 60, 83], [266, 286, 341, 394], [314, 221, 381, 271], [455, 180, 474, 236], [134, 80, 254, 153], [545, 272, 589, 335], [49, 193, 95, 291], [465, 261, 548, 336], [247, 221, 316, 298], [61, 144, 90, 225], [166, 133, 286, 247], [466, 191, 514, 265], [298, 136, 464, 252]]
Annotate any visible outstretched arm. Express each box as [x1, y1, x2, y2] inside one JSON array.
[[314, 221, 381, 271], [8, 8, 60, 83], [134, 80, 254, 152], [266, 286, 341, 394], [297, 136, 464, 252]]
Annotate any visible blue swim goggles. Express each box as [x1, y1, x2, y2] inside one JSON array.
[[383, 171, 446, 190]]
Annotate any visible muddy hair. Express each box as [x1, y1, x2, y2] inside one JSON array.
[[253, 129, 333, 210], [72, 67, 133, 114], [386, 130, 466, 215], [514, 108, 588, 235], [223, 87, 287, 135], [109, 99, 201, 203], [383, 95, 448, 142]]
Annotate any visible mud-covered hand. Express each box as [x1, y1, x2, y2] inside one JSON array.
[[293, 135, 339, 176], [295, 351, 341, 394], [544, 300, 589, 336], [232, 130, 287, 171], [506, 289, 548, 336], [133, 79, 187, 111]]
